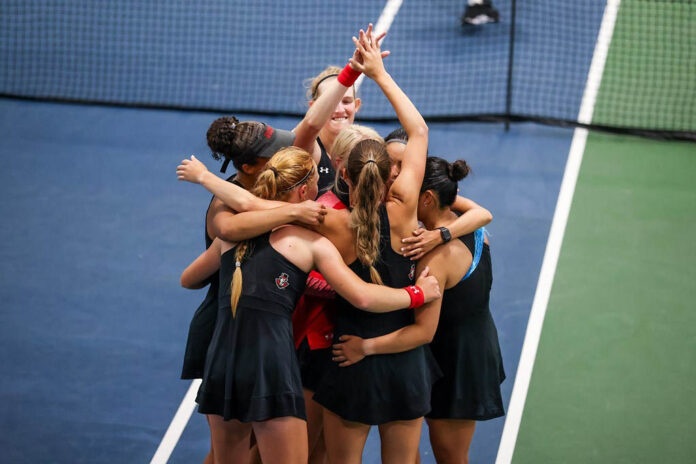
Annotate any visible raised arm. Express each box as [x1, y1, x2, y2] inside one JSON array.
[[309, 232, 440, 313], [401, 196, 493, 260], [180, 238, 223, 289], [331, 253, 448, 366], [350, 29, 427, 209], [293, 24, 387, 162]]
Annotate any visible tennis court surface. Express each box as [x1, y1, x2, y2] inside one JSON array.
[[1, 1, 693, 463]]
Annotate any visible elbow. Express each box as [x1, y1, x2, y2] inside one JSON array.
[[411, 123, 428, 139], [302, 117, 324, 134], [482, 208, 493, 225], [180, 273, 198, 289], [216, 224, 240, 242], [353, 295, 372, 312]]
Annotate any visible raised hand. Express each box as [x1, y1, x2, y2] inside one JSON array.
[[349, 24, 390, 79], [415, 266, 441, 303], [176, 155, 209, 184], [349, 23, 390, 70]]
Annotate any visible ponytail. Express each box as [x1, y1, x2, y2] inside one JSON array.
[[228, 146, 315, 316], [346, 139, 392, 285], [229, 241, 250, 317], [351, 161, 385, 285]]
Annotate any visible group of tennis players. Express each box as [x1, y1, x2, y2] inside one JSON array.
[[175, 24, 505, 464]]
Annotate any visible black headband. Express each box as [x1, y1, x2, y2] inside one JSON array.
[[311, 73, 340, 99], [281, 166, 315, 192]]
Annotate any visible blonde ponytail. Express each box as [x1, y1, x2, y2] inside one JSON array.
[[345, 139, 392, 285], [228, 146, 316, 316]]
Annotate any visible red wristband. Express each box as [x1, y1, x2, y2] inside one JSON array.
[[337, 63, 361, 87], [404, 285, 425, 309]]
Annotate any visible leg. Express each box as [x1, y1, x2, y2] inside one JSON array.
[[207, 414, 252, 464], [426, 418, 476, 464], [253, 416, 308, 464], [378, 418, 423, 464], [203, 415, 214, 464], [322, 408, 370, 464], [309, 430, 327, 464], [304, 388, 324, 455]]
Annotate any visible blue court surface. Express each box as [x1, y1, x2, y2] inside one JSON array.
[[0, 97, 573, 463]]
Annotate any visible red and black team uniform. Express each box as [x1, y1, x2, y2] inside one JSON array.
[[316, 138, 336, 194], [196, 232, 309, 421], [427, 232, 505, 420], [293, 184, 347, 391], [181, 176, 242, 380], [313, 206, 442, 424]]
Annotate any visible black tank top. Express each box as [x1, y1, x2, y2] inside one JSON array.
[[333, 206, 416, 338], [218, 233, 309, 318], [439, 233, 493, 321], [316, 138, 335, 194]]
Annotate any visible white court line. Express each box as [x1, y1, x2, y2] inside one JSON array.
[[149, 2, 403, 462], [495, 1, 621, 463], [354, 0, 404, 91], [150, 379, 201, 464]]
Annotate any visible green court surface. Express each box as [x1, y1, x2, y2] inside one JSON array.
[[511, 1, 696, 461], [513, 133, 696, 463]]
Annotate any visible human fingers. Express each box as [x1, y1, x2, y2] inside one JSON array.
[[403, 247, 423, 259], [339, 360, 355, 367]]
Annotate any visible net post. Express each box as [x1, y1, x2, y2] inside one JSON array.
[[505, 0, 517, 132]]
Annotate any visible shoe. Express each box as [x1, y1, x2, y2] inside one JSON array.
[[461, 2, 500, 26]]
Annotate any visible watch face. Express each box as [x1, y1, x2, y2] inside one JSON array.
[[439, 227, 451, 242]]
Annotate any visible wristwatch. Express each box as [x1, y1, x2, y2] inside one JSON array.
[[437, 226, 452, 243]]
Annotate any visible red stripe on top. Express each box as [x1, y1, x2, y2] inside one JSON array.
[[292, 189, 347, 349]]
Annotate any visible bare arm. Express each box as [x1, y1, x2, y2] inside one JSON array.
[[332, 253, 447, 366], [293, 75, 354, 164], [310, 233, 440, 312], [180, 238, 223, 289], [401, 196, 493, 260], [211, 202, 327, 242], [177, 156, 283, 212], [350, 30, 427, 209]]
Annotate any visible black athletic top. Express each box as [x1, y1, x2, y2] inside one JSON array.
[[313, 206, 441, 424], [180, 176, 241, 379], [316, 138, 335, 194], [427, 233, 505, 420], [196, 233, 309, 421]]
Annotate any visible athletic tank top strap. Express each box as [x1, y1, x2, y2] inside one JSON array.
[[316, 138, 335, 193], [461, 227, 485, 281], [219, 233, 309, 318]]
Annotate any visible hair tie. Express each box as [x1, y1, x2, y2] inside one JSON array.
[[235, 261, 241, 268], [269, 166, 279, 176], [365, 159, 377, 165]]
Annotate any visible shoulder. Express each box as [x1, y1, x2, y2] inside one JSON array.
[[420, 239, 472, 283]]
